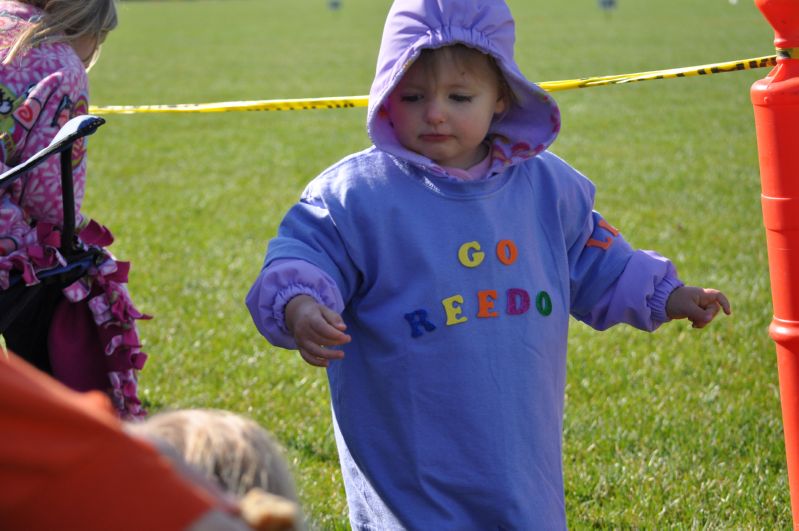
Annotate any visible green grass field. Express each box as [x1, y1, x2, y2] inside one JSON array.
[[85, 0, 788, 527]]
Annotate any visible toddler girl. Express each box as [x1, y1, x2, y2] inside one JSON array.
[[247, 0, 730, 527]]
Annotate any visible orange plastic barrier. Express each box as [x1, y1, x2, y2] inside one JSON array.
[[750, 0, 799, 526]]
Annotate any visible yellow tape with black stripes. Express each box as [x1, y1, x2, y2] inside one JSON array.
[[89, 55, 778, 115]]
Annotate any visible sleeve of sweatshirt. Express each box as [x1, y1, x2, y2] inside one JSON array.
[[551, 153, 682, 332], [246, 177, 359, 349], [246, 258, 344, 349], [574, 249, 684, 331]]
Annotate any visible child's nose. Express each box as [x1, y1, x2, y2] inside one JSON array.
[[424, 101, 445, 124]]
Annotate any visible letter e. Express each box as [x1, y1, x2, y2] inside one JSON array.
[[477, 290, 499, 318], [442, 295, 468, 325]]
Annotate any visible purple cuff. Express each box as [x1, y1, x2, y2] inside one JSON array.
[[649, 273, 684, 324], [246, 259, 344, 349], [273, 283, 330, 335]]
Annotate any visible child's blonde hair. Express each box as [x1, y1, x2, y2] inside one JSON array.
[[131, 408, 300, 501], [2, 0, 118, 68]]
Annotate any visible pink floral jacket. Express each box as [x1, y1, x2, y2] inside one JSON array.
[[0, 1, 88, 259]]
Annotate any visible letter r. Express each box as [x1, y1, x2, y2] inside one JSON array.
[[404, 309, 437, 338]]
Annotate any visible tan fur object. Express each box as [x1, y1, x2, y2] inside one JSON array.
[[240, 488, 298, 531]]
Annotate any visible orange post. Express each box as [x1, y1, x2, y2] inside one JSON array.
[[751, 0, 799, 526]]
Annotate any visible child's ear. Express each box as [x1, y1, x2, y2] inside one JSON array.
[[494, 94, 508, 115]]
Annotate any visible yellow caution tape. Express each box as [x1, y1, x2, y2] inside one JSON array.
[[537, 54, 776, 91], [90, 96, 369, 114], [89, 54, 778, 115]]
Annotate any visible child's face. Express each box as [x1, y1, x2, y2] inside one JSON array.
[[386, 51, 507, 169]]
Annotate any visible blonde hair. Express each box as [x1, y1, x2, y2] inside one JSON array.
[[2, 0, 118, 68], [131, 409, 300, 502]]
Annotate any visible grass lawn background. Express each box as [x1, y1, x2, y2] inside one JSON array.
[[84, 0, 787, 527]]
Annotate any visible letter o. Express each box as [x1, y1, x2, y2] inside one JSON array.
[[536, 291, 553, 316], [496, 240, 518, 265]]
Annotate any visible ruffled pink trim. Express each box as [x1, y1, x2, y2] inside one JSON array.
[[1, 218, 151, 419], [78, 253, 151, 420], [79, 218, 114, 247], [0, 222, 67, 289], [108, 369, 145, 419]]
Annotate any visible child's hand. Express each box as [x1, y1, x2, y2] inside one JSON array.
[[666, 286, 731, 328], [285, 294, 351, 367]]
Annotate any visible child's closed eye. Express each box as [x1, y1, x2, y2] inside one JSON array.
[[400, 94, 422, 102], [450, 94, 473, 102]]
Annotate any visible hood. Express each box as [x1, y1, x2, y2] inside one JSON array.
[[366, 0, 561, 172]]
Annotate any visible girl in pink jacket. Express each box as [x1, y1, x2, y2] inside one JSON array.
[[1, 0, 148, 419]]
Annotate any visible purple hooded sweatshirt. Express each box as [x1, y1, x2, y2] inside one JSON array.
[[246, 0, 682, 528]]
